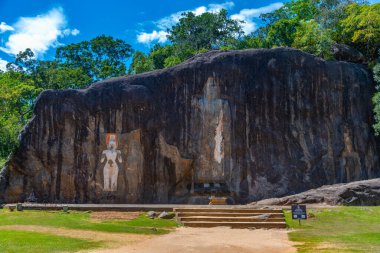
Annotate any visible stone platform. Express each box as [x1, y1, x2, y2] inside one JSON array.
[[2, 203, 287, 229], [2, 203, 276, 212]]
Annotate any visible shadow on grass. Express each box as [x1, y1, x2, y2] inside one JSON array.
[[0, 229, 102, 253], [0, 209, 179, 234]]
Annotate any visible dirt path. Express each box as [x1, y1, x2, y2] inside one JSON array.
[[2, 225, 296, 253]]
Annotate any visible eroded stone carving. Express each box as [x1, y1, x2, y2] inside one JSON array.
[[101, 134, 122, 192], [124, 129, 144, 202], [191, 77, 232, 183]]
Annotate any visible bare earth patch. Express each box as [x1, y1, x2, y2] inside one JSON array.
[[90, 211, 141, 221], [87, 227, 296, 253], [1, 225, 296, 253]]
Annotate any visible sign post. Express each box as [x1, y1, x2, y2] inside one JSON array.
[[291, 204, 307, 225]]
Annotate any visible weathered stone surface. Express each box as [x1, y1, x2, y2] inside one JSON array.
[[332, 44, 365, 63], [158, 211, 175, 219], [251, 178, 380, 206], [147, 211, 157, 218], [0, 48, 379, 204]]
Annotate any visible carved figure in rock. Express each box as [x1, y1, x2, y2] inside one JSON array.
[[191, 77, 231, 183], [124, 129, 144, 202], [100, 134, 122, 191]]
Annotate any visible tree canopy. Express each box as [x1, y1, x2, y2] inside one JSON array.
[[168, 10, 243, 53], [55, 35, 134, 81]]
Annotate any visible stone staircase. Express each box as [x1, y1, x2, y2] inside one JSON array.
[[174, 207, 286, 229]]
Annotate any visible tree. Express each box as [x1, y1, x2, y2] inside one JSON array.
[[130, 51, 153, 74], [6, 49, 92, 90], [6, 48, 37, 75], [337, 3, 380, 61], [164, 55, 182, 68], [129, 9, 244, 73], [0, 71, 41, 163], [55, 35, 134, 81], [314, 0, 360, 30], [372, 50, 380, 135], [34, 60, 92, 89], [167, 10, 243, 58], [292, 19, 334, 59], [374, 60, 380, 86], [150, 44, 175, 69], [259, 0, 319, 47]]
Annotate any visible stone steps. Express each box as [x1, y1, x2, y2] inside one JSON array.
[[175, 207, 286, 229], [179, 217, 285, 222], [174, 208, 283, 213], [182, 221, 287, 229], [177, 212, 284, 218]]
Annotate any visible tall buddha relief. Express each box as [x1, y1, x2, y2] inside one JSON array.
[[191, 77, 232, 183]]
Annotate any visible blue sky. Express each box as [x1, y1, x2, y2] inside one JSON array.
[[0, 0, 378, 70]]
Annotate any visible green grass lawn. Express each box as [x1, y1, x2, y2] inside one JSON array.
[[0, 209, 178, 234], [285, 206, 380, 253], [0, 230, 102, 253], [0, 209, 179, 253]]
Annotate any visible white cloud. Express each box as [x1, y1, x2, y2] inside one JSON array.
[[62, 28, 80, 36], [0, 22, 14, 33], [137, 1, 235, 45], [0, 7, 78, 57], [71, 28, 80, 36], [0, 58, 8, 71], [231, 2, 283, 34], [208, 2, 235, 12], [137, 30, 169, 44], [156, 1, 235, 30]]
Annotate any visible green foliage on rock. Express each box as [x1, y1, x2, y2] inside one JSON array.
[[130, 51, 153, 74], [337, 3, 380, 61], [150, 44, 175, 69], [292, 19, 334, 59], [374, 61, 380, 85], [372, 51, 380, 135]]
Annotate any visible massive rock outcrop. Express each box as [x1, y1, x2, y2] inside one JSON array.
[[251, 178, 380, 206], [1, 48, 379, 204]]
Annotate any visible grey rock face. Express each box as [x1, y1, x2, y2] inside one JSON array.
[[158, 211, 175, 219], [332, 44, 365, 63], [147, 211, 157, 218], [0, 48, 379, 204], [252, 178, 380, 206]]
